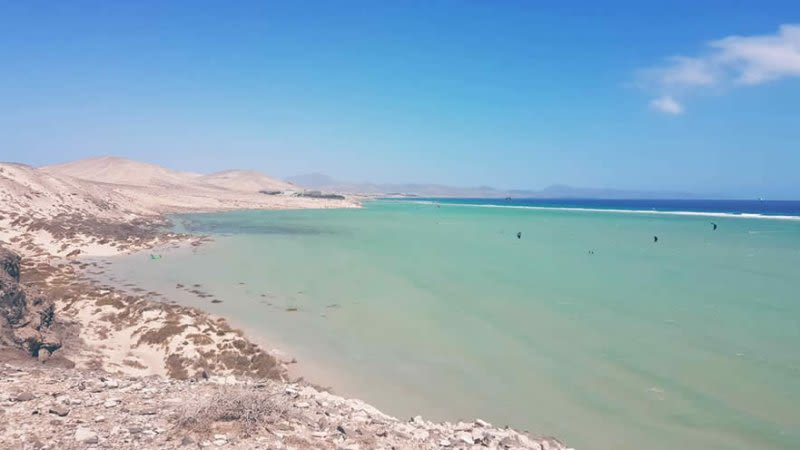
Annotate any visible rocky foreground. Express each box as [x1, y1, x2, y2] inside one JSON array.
[[0, 362, 569, 450]]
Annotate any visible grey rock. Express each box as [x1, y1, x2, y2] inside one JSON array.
[[48, 404, 69, 417], [136, 407, 157, 415], [14, 391, 34, 402]]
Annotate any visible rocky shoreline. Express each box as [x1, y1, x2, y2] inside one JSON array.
[[0, 361, 568, 450]]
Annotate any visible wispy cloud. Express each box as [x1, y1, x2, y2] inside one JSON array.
[[650, 96, 683, 115], [639, 24, 800, 112]]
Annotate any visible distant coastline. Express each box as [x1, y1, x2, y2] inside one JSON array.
[[384, 197, 800, 220]]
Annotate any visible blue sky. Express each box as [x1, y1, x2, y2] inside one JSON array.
[[1, 1, 799, 198]]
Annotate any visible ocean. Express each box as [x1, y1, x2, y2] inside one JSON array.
[[92, 199, 800, 450]]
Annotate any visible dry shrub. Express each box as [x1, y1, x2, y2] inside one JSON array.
[[123, 359, 147, 369], [176, 386, 287, 437], [187, 333, 214, 346], [137, 322, 188, 346]]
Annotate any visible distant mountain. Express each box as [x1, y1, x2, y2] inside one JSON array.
[[286, 173, 699, 199]]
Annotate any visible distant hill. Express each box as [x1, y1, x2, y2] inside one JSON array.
[[197, 170, 293, 193], [43, 157, 295, 194], [42, 156, 200, 187], [286, 173, 699, 199]]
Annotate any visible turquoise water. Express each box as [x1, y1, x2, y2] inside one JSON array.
[[96, 201, 800, 450]]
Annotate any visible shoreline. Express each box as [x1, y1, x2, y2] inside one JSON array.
[[82, 242, 341, 391]]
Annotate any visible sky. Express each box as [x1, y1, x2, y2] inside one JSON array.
[[1, 1, 799, 198]]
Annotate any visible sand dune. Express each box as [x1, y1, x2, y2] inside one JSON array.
[[0, 156, 358, 257], [3, 156, 355, 216], [42, 156, 200, 187]]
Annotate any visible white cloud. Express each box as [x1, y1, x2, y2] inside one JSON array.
[[650, 96, 683, 115], [711, 24, 800, 85], [646, 56, 717, 87], [639, 24, 800, 111]]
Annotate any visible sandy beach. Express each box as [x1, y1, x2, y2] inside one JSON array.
[[0, 157, 568, 449]]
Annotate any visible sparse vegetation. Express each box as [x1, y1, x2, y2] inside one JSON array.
[[176, 386, 287, 437]]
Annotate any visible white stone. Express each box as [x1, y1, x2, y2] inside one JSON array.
[[475, 418, 491, 427], [412, 429, 430, 440], [295, 401, 310, 408], [74, 426, 98, 444], [439, 439, 451, 446], [103, 399, 119, 408], [214, 434, 228, 441], [94, 415, 105, 422], [456, 431, 474, 445], [214, 439, 227, 446]]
